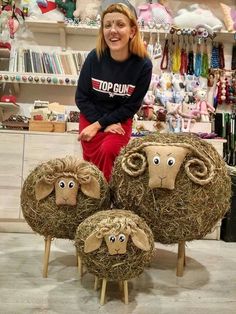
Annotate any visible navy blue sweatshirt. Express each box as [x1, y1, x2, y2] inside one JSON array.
[[75, 49, 152, 128]]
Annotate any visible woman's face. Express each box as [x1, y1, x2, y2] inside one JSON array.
[[103, 12, 136, 60]]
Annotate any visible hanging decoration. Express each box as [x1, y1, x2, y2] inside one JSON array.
[[0, 1, 24, 41]]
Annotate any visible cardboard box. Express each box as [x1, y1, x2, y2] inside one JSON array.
[[66, 122, 79, 132], [29, 121, 66, 133]]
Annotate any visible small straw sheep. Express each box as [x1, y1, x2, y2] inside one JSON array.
[[75, 209, 154, 304], [21, 156, 110, 277], [110, 133, 231, 276]]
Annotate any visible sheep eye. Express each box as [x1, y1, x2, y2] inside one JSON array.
[[108, 235, 116, 243], [153, 156, 160, 165], [58, 180, 65, 188], [68, 181, 75, 189], [118, 234, 126, 242], [167, 157, 175, 167]]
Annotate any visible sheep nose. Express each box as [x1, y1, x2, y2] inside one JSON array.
[[159, 176, 166, 187]]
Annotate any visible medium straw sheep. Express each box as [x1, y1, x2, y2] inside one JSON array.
[[111, 133, 231, 243], [21, 156, 110, 277], [110, 133, 231, 275], [75, 209, 154, 304]]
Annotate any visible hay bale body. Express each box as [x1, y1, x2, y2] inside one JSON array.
[[111, 133, 231, 244], [75, 210, 154, 281], [21, 157, 110, 239]]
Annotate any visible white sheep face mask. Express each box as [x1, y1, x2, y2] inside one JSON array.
[[143, 146, 190, 190]]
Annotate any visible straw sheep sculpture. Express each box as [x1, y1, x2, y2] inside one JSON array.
[[75, 209, 154, 304], [110, 133, 231, 275], [21, 156, 110, 277]]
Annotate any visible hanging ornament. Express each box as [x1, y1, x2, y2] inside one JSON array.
[[172, 38, 181, 73], [153, 31, 162, 59], [194, 43, 202, 77], [201, 41, 209, 78], [211, 44, 220, 69], [218, 43, 225, 69], [1, 2, 24, 39]]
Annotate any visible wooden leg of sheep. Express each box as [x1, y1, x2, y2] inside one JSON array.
[[43, 235, 51, 278], [94, 276, 100, 290], [75, 248, 78, 266], [123, 280, 129, 304], [176, 241, 185, 277], [100, 278, 107, 305], [77, 255, 83, 278]]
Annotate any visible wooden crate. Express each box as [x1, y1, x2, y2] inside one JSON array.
[[29, 121, 66, 133]]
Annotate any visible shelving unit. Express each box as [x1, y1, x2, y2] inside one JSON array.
[[0, 72, 78, 87], [0, 21, 234, 94], [25, 20, 236, 47]]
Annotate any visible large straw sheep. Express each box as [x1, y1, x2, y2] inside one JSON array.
[[21, 156, 110, 277], [75, 209, 154, 304], [110, 133, 231, 275]]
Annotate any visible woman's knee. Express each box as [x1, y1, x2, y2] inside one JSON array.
[[100, 137, 127, 157]]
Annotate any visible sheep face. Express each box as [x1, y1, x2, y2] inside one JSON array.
[[35, 174, 100, 205], [84, 227, 150, 255], [104, 233, 129, 255], [143, 145, 189, 190], [55, 177, 79, 206]]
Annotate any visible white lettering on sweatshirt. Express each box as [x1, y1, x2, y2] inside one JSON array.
[[92, 78, 135, 97]]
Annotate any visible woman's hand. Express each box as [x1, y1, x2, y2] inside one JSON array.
[[104, 123, 125, 135], [78, 121, 101, 142]]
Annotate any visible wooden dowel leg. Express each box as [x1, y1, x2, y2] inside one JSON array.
[[75, 248, 78, 266], [176, 241, 185, 277], [183, 245, 186, 267], [94, 276, 99, 290], [43, 235, 51, 278], [118, 281, 123, 292], [78, 255, 83, 278], [100, 278, 107, 306], [123, 280, 129, 305]]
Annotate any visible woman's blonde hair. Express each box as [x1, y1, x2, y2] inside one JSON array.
[[96, 3, 148, 59]]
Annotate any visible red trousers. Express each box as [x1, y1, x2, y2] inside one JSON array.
[[79, 114, 132, 182]]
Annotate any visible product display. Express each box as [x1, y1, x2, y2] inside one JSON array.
[[0, 0, 236, 309]]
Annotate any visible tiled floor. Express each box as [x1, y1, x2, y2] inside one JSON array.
[[0, 233, 235, 314]]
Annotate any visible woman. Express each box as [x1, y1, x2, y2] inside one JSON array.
[[75, 2, 153, 181]]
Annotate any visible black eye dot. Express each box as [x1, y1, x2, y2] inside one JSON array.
[[109, 235, 116, 243], [68, 181, 75, 188], [153, 156, 160, 165], [59, 181, 65, 188], [167, 157, 175, 167], [118, 234, 126, 242]]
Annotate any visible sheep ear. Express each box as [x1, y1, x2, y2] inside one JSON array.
[[84, 232, 102, 253], [131, 228, 150, 251], [35, 179, 54, 201], [80, 177, 100, 199]]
